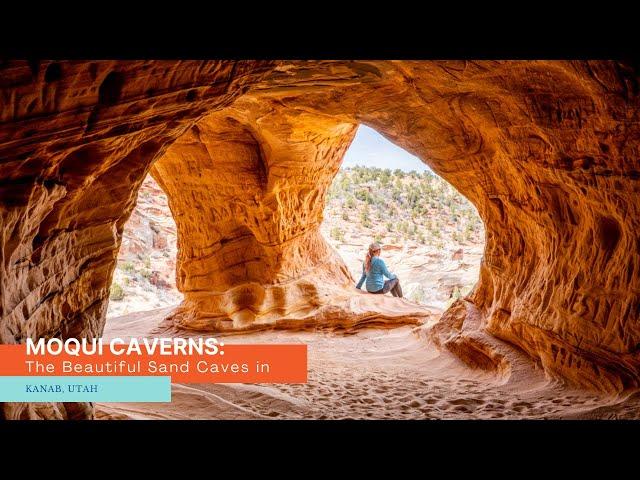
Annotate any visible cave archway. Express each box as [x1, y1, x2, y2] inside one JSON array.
[[1, 60, 639, 419], [145, 59, 640, 394], [322, 124, 485, 310], [149, 104, 434, 332], [106, 174, 182, 319]]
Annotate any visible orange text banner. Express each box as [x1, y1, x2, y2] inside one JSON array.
[[0, 344, 307, 384]]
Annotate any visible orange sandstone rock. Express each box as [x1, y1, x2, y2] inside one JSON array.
[[151, 96, 430, 331], [1, 60, 639, 418]]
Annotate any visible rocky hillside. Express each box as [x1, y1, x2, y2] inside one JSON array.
[[107, 167, 485, 317], [320, 166, 484, 309], [107, 176, 181, 317]]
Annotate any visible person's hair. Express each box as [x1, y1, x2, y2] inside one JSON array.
[[365, 242, 381, 273]]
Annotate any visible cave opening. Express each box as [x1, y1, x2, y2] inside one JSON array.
[[105, 122, 487, 325], [106, 174, 182, 319], [322, 125, 486, 313]]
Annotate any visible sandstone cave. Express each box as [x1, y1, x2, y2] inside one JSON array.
[[1, 60, 639, 419], [107, 123, 480, 328]]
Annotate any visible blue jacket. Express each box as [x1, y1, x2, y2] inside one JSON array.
[[356, 256, 396, 292]]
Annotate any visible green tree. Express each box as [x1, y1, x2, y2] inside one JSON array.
[[380, 169, 391, 186]]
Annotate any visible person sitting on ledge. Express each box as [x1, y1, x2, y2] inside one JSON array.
[[355, 242, 403, 298]]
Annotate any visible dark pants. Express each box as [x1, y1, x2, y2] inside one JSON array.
[[372, 278, 403, 298]]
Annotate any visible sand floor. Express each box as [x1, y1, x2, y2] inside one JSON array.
[[96, 306, 640, 420]]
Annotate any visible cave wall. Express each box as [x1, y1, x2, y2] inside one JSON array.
[[150, 91, 433, 331], [0, 60, 275, 418], [150, 103, 358, 330], [221, 60, 639, 392], [1, 60, 639, 419]]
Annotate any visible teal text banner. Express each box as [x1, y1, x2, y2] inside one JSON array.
[[0, 376, 171, 402]]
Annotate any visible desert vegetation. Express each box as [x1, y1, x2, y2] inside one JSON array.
[[108, 166, 485, 316], [321, 166, 484, 309], [325, 166, 483, 247]]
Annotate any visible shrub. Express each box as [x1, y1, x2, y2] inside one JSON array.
[[355, 189, 373, 204], [444, 286, 465, 309], [346, 196, 355, 209], [464, 223, 476, 241], [380, 169, 391, 186], [330, 227, 344, 242], [409, 285, 427, 303], [451, 286, 462, 300], [461, 285, 474, 297], [109, 282, 125, 301], [360, 205, 370, 223], [121, 261, 135, 274]]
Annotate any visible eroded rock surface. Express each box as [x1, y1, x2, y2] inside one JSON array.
[[1, 60, 639, 418], [151, 105, 366, 331], [0, 60, 275, 419]]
